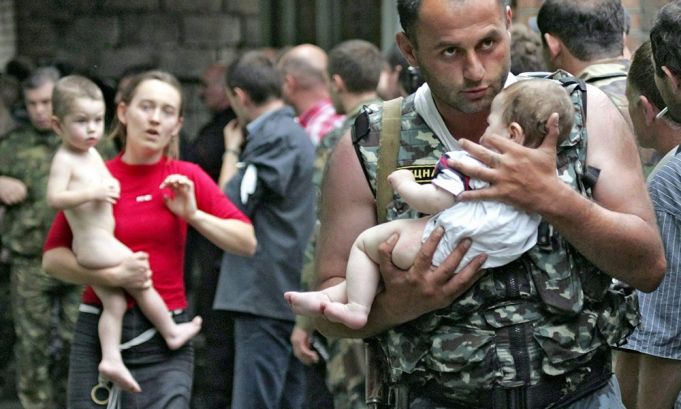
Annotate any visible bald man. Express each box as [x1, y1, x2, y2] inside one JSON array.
[[278, 44, 344, 145]]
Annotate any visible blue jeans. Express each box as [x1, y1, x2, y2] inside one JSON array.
[[67, 306, 194, 409], [231, 313, 305, 409]]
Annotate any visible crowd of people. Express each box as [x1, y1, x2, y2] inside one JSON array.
[[1, 0, 681, 408]]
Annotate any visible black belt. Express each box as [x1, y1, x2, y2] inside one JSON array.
[[412, 349, 612, 409]]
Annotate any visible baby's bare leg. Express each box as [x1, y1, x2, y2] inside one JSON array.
[[127, 287, 202, 350], [93, 285, 141, 393], [322, 220, 424, 329]]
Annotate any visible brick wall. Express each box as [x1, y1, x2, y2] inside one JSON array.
[[15, 0, 261, 138], [8, 0, 672, 137], [0, 0, 15, 69]]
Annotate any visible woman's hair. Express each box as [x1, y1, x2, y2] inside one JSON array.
[[499, 79, 575, 147], [109, 70, 184, 158], [51, 75, 104, 120]]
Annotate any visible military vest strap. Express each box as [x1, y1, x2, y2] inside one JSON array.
[[376, 97, 404, 224]]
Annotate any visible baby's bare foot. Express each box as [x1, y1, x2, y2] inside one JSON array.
[[284, 291, 330, 317], [99, 359, 141, 393], [166, 316, 203, 350], [323, 302, 369, 330]]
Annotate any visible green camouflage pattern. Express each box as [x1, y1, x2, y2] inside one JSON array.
[[0, 126, 117, 256], [578, 59, 658, 176], [326, 337, 367, 409], [10, 255, 81, 409], [0, 126, 61, 256], [578, 59, 630, 126], [0, 125, 84, 408], [300, 98, 381, 409], [353, 71, 638, 404]]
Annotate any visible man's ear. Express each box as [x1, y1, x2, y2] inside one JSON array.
[[233, 87, 249, 106], [50, 116, 62, 135], [543, 33, 562, 60], [396, 31, 418, 67], [508, 122, 526, 145], [283, 74, 297, 93], [662, 66, 681, 92], [505, 5, 512, 30], [640, 95, 659, 125], [331, 74, 346, 94]]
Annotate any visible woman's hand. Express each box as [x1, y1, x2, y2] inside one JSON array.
[[116, 252, 153, 290], [160, 174, 198, 221]]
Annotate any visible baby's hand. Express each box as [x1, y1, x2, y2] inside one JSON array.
[[93, 178, 120, 204], [388, 169, 415, 191]]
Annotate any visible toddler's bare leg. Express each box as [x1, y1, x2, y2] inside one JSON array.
[[127, 287, 202, 350], [93, 285, 141, 393]]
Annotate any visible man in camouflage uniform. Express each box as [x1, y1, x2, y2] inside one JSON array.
[[0, 67, 81, 409], [536, 0, 658, 174], [293, 39, 385, 409], [313, 0, 665, 408]]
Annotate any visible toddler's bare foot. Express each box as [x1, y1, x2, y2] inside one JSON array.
[[165, 316, 203, 350], [284, 291, 331, 317], [323, 302, 369, 330], [99, 358, 141, 393]]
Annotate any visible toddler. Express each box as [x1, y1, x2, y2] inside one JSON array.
[[46, 75, 202, 392]]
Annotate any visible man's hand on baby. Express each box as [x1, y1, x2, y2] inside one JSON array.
[[451, 113, 562, 214], [376, 228, 487, 325]]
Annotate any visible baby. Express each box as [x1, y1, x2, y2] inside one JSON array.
[[46, 75, 201, 392], [285, 79, 576, 329]]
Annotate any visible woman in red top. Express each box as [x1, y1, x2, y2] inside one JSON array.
[[42, 70, 256, 409]]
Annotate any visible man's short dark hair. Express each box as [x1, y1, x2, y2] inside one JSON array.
[[328, 40, 383, 94], [510, 24, 547, 74], [21, 66, 60, 92], [650, 0, 681, 78], [397, 0, 508, 46], [628, 41, 666, 111], [227, 51, 282, 105], [537, 0, 624, 61]]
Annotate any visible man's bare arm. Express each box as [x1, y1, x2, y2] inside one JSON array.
[[313, 132, 486, 339], [455, 85, 665, 291]]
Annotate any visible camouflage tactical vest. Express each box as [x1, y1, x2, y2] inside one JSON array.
[[352, 71, 638, 405]]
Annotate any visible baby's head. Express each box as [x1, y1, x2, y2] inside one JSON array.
[[51, 75, 106, 151], [486, 79, 575, 148]]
